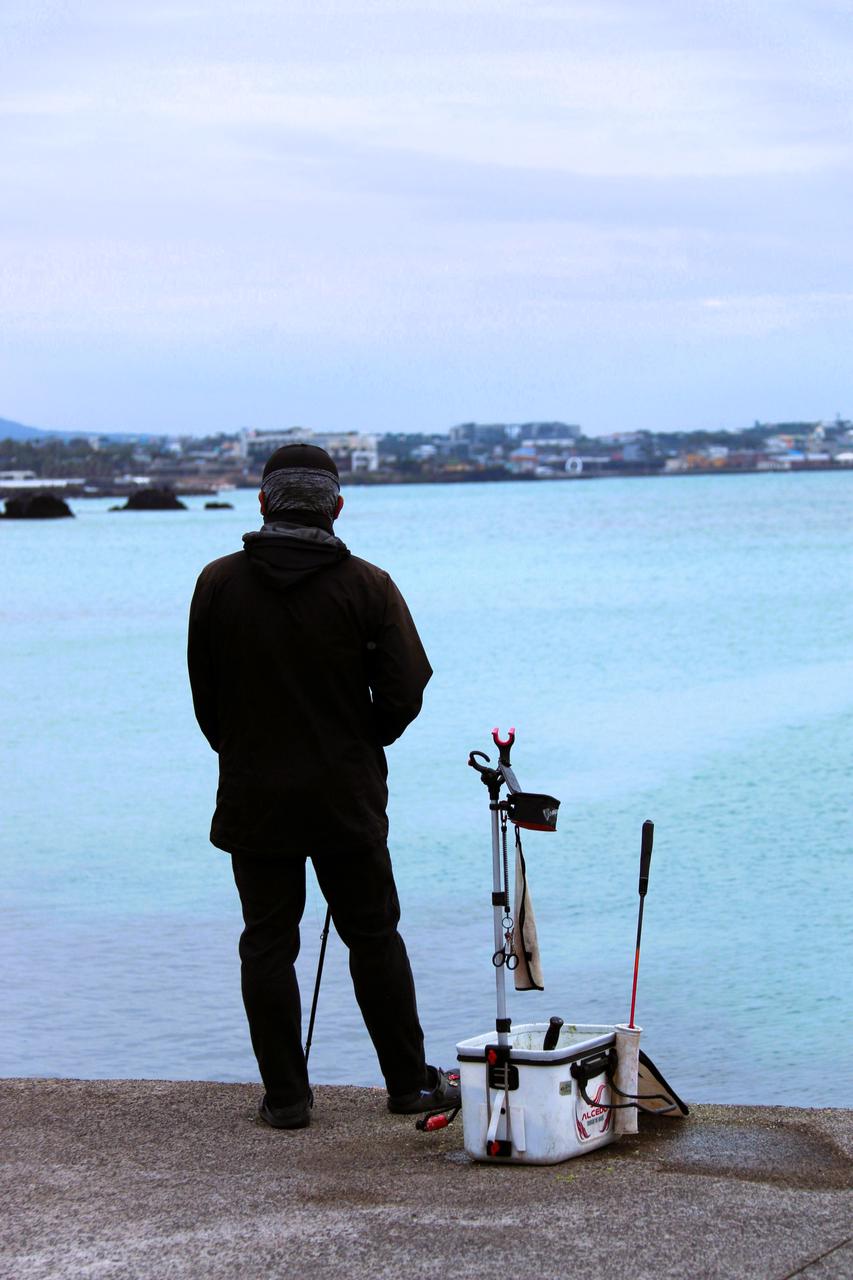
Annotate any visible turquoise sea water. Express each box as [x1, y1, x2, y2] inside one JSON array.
[[2, 473, 851, 1105]]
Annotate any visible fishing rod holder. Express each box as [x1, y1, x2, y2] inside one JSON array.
[[449, 731, 689, 1163], [466, 730, 562, 1074], [467, 743, 561, 832]]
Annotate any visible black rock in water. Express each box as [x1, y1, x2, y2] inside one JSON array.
[[205, 501, 234, 509], [115, 488, 187, 511], [3, 493, 74, 519]]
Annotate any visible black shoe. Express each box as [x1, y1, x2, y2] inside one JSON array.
[[387, 1066, 461, 1115], [257, 1089, 313, 1130]]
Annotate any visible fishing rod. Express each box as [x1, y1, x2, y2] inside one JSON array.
[[629, 819, 654, 1028], [304, 905, 332, 1064]]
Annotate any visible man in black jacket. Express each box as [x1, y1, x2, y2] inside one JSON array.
[[188, 443, 459, 1129]]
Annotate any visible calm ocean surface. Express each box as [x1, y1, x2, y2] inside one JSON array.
[[2, 473, 851, 1105]]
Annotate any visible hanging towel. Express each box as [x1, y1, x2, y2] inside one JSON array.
[[512, 831, 544, 990]]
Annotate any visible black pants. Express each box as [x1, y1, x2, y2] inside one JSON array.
[[231, 845, 427, 1107]]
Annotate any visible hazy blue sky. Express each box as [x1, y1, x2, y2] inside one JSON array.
[[1, 0, 851, 435]]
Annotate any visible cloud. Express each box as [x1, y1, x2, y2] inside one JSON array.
[[4, 40, 847, 182], [697, 291, 853, 337], [0, 0, 851, 430]]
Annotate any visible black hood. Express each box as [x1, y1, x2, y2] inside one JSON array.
[[242, 521, 349, 592]]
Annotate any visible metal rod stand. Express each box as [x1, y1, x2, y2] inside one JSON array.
[[490, 801, 509, 1046]]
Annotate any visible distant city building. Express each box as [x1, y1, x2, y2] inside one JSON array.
[[518, 422, 582, 444], [240, 428, 310, 461], [240, 428, 379, 472], [451, 421, 581, 448], [449, 423, 511, 447]]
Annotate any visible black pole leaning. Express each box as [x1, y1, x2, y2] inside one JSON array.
[[628, 820, 654, 1028], [304, 905, 332, 1064]]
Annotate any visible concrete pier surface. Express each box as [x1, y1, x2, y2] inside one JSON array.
[[1, 1080, 850, 1280]]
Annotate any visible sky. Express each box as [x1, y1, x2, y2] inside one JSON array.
[[1, 0, 851, 436]]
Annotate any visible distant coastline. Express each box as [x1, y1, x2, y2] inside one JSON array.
[[2, 415, 851, 500], [3, 462, 852, 504], [2, 459, 852, 503], [335, 460, 852, 486]]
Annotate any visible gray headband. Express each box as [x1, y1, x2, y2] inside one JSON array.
[[262, 466, 340, 518]]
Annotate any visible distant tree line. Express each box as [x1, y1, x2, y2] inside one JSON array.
[[0, 437, 137, 479]]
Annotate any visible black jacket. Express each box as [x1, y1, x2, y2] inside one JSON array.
[[188, 521, 432, 858]]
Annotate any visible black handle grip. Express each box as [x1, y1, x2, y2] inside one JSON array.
[[570, 1049, 615, 1085], [639, 819, 654, 896], [542, 1016, 563, 1052]]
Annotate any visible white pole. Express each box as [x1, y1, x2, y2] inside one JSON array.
[[490, 803, 509, 1045]]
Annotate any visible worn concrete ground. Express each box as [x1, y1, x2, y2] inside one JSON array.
[[1, 1080, 850, 1280]]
